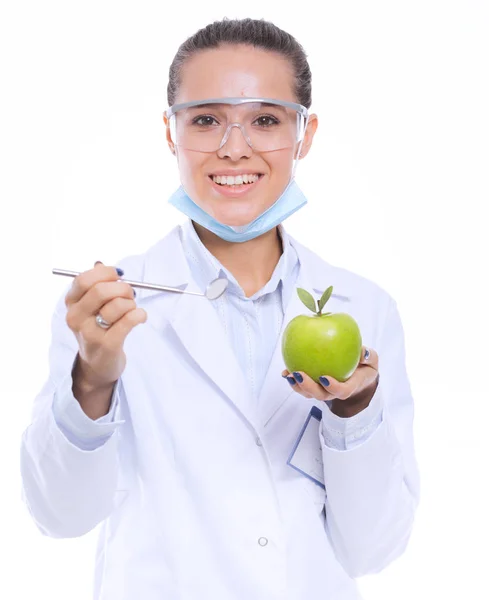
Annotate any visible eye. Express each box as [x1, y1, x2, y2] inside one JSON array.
[[192, 115, 219, 127], [253, 115, 280, 127]]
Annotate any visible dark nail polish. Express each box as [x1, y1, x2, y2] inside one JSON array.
[[292, 372, 303, 383], [116, 267, 124, 277], [133, 288, 137, 297], [286, 376, 296, 385], [364, 348, 370, 360], [319, 376, 330, 387]]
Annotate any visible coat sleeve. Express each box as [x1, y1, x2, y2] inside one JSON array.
[[19, 291, 126, 539], [319, 296, 420, 577]]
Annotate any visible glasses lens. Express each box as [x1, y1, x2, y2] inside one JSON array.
[[170, 102, 304, 152]]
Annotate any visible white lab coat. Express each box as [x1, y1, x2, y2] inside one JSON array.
[[20, 223, 420, 600]]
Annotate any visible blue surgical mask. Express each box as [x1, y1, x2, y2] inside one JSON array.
[[168, 178, 307, 243]]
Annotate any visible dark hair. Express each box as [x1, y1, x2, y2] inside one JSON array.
[[167, 18, 312, 108]]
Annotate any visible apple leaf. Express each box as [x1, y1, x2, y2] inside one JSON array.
[[297, 288, 317, 314], [318, 286, 333, 313]]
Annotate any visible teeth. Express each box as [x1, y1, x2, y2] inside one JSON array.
[[212, 174, 260, 186]]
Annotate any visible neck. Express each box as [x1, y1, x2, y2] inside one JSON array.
[[192, 221, 283, 298]]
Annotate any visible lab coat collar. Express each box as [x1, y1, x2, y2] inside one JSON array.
[[133, 225, 192, 301], [130, 222, 354, 318], [179, 218, 298, 314], [180, 218, 222, 294]]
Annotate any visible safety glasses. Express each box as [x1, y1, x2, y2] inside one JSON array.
[[165, 97, 309, 153]]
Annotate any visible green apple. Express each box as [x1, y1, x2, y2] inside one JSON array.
[[281, 286, 362, 383]]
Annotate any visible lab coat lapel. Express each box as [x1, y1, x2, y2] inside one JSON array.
[[137, 225, 256, 429], [257, 237, 352, 428], [169, 290, 255, 426]]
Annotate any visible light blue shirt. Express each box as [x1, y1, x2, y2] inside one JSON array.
[[52, 220, 382, 452], [181, 219, 299, 401]]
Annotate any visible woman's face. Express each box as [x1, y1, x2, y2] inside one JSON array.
[[164, 44, 318, 227]]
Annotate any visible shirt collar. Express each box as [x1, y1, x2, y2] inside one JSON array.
[[181, 218, 299, 310]]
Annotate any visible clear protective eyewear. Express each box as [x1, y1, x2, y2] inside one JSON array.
[[165, 97, 309, 153]]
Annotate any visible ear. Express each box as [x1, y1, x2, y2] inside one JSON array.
[[298, 113, 318, 159], [163, 114, 177, 156]]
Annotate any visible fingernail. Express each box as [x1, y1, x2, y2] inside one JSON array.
[[133, 288, 137, 297], [364, 348, 370, 360], [286, 376, 296, 385], [116, 267, 124, 277], [292, 372, 303, 383], [319, 376, 330, 387]]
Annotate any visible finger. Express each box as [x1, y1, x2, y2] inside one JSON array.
[[281, 370, 304, 391], [288, 370, 336, 402], [79, 303, 146, 348], [96, 297, 137, 328], [358, 346, 379, 370], [65, 263, 124, 306], [319, 365, 378, 400], [79, 281, 135, 316], [317, 373, 357, 400], [68, 281, 136, 329], [103, 307, 148, 350], [282, 369, 335, 400]]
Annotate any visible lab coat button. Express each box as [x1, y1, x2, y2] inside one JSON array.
[[258, 537, 268, 546], [255, 437, 262, 446]]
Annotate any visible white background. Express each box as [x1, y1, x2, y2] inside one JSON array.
[[1, 1, 488, 598]]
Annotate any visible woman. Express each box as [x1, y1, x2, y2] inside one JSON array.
[[20, 18, 419, 600]]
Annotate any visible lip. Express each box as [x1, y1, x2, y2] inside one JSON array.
[[208, 174, 264, 197], [207, 170, 264, 177]]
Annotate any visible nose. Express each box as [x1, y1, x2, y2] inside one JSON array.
[[217, 123, 253, 160]]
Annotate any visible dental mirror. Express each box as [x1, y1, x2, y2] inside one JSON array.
[[52, 269, 229, 301]]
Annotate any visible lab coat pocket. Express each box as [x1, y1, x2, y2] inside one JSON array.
[[302, 479, 326, 514]]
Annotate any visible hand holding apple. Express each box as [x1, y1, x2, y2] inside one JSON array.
[[281, 347, 379, 416], [281, 286, 379, 416]]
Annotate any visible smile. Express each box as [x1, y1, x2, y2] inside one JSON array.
[[211, 174, 262, 186], [208, 174, 264, 197]]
